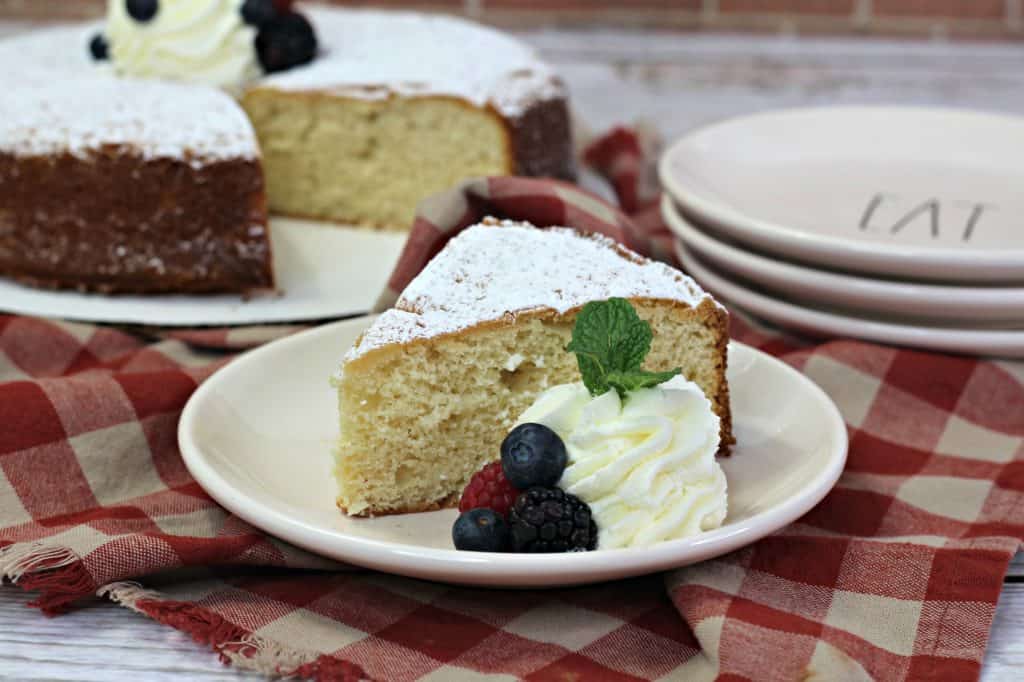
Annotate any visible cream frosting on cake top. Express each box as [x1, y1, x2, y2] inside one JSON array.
[[106, 0, 260, 90], [258, 7, 564, 117], [345, 220, 717, 363]]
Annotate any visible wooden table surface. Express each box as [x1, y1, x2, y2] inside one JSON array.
[[2, 23, 1023, 681]]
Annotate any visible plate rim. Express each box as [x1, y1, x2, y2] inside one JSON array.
[[675, 241, 1024, 358], [661, 196, 1024, 322], [0, 218, 406, 327], [178, 316, 850, 586], [658, 105, 1024, 282]]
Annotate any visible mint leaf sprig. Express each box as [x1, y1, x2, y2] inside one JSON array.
[[565, 298, 680, 399]]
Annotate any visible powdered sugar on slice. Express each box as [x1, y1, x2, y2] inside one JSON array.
[[345, 220, 717, 362], [0, 26, 258, 163], [256, 8, 564, 117]]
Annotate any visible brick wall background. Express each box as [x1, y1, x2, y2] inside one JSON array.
[[1, 0, 1021, 37]]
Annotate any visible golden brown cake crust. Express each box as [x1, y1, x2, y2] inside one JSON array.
[[0, 149, 272, 294], [696, 297, 735, 455], [501, 94, 576, 181]]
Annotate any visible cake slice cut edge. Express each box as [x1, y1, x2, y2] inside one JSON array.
[[241, 7, 574, 230], [334, 219, 733, 517]]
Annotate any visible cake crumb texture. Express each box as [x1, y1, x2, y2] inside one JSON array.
[[243, 93, 510, 229]]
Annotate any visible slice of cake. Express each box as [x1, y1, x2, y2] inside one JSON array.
[[0, 76, 272, 294], [334, 220, 732, 516], [242, 8, 574, 229]]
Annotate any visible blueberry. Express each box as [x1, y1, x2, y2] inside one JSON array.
[[255, 11, 318, 74], [241, 0, 277, 28], [89, 33, 109, 61], [126, 0, 159, 22], [500, 423, 567, 489], [452, 508, 509, 552]]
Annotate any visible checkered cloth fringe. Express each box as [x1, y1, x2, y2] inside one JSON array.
[[1, 128, 1021, 682]]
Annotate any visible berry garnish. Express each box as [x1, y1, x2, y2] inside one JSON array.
[[89, 33, 109, 61], [241, 0, 278, 28], [509, 487, 598, 553], [500, 423, 567, 489], [255, 11, 318, 74], [459, 461, 520, 519], [125, 0, 159, 23], [452, 508, 509, 552]]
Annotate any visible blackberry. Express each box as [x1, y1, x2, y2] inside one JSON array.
[[241, 0, 278, 28], [509, 487, 598, 553], [255, 11, 318, 74]]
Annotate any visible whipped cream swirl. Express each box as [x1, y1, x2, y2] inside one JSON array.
[[106, 0, 260, 89], [517, 376, 727, 550]]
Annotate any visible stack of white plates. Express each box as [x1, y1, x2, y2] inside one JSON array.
[[657, 106, 1024, 358]]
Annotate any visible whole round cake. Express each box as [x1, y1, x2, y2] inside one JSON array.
[[0, 1, 574, 294]]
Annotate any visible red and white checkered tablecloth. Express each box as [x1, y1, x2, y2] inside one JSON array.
[[1, 129, 1021, 681]]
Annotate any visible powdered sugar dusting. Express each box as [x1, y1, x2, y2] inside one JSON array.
[[0, 26, 257, 163], [1, 76, 259, 163], [0, 25, 99, 83], [345, 221, 716, 362], [0, 7, 560, 161], [256, 8, 564, 116]]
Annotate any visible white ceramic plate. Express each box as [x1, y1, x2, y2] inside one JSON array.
[[659, 106, 1024, 283], [676, 242, 1024, 359], [0, 218, 406, 327], [179, 316, 848, 588], [662, 197, 1024, 327]]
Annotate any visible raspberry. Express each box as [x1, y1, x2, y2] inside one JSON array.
[[459, 461, 520, 518], [509, 487, 598, 553]]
